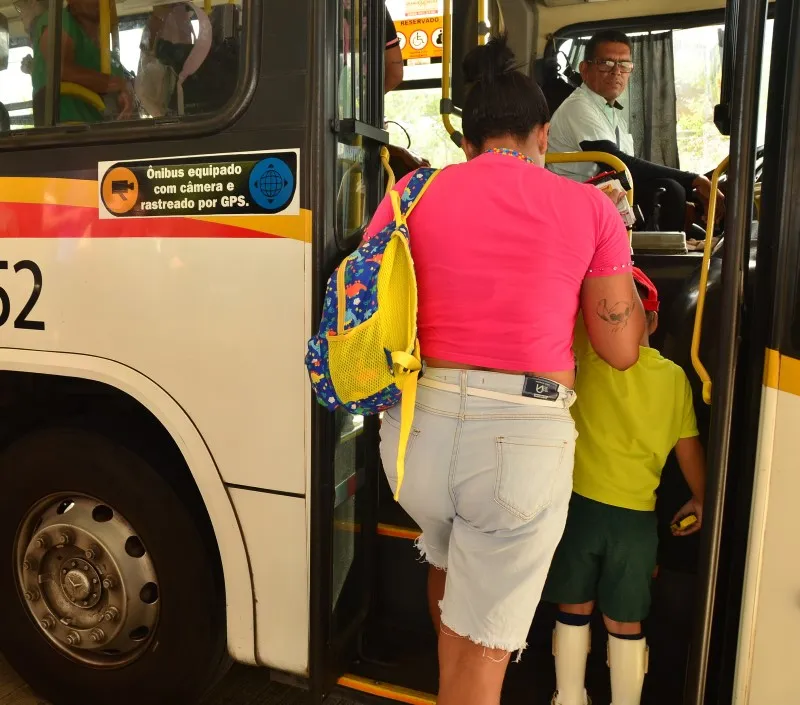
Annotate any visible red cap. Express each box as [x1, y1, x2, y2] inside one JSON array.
[[632, 267, 659, 312]]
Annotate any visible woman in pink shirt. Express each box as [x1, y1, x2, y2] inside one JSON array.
[[371, 35, 645, 705]]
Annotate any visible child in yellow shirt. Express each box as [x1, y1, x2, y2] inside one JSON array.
[[543, 268, 706, 705]]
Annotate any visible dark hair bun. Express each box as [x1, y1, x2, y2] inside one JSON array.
[[462, 33, 516, 84]]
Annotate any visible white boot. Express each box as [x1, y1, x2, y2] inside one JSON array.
[[551, 621, 591, 705], [607, 635, 648, 705]]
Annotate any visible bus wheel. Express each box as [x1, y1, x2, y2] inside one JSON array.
[[0, 427, 230, 705]]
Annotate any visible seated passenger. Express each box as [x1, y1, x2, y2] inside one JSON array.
[[369, 33, 644, 705], [547, 30, 723, 232], [542, 269, 706, 705], [31, 0, 132, 125]]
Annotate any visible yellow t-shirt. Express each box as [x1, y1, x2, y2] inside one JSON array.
[[571, 320, 699, 511]]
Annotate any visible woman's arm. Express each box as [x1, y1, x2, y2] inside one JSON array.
[[671, 435, 706, 536], [580, 272, 644, 370], [39, 28, 127, 95]]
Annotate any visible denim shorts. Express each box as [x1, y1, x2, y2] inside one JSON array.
[[380, 368, 577, 654]]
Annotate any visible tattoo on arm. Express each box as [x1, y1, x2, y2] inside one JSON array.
[[596, 298, 633, 331]]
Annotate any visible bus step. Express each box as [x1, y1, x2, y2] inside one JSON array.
[[337, 674, 436, 704]]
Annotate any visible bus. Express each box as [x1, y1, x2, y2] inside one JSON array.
[[0, 0, 795, 703]]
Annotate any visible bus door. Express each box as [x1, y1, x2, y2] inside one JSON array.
[[681, 0, 780, 702], [308, 0, 389, 700]]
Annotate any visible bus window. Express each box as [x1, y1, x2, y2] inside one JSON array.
[[0, 0, 44, 131], [338, 0, 369, 121], [335, 0, 379, 243], [559, 18, 774, 178], [672, 20, 773, 174], [385, 80, 464, 168], [134, 0, 243, 119], [1, 0, 244, 131]]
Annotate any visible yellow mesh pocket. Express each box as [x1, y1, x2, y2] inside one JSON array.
[[327, 233, 417, 403]]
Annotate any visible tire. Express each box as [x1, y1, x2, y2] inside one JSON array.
[[0, 427, 230, 705]]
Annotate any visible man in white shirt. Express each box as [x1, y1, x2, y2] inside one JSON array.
[[548, 30, 722, 232]]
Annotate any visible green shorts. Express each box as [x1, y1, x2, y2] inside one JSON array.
[[542, 492, 657, 623]]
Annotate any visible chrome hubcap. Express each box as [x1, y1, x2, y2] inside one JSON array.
[[16, 494, 160, 667]]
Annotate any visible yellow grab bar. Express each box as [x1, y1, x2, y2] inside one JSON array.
[[477, 0, 488, 45], [439, 0, 492, 143], [381, 146, 396, 195], [441, 0, 460, 145], [690, 156, 728, 406], [546, 151, 634, 206], [99, 0, 110, 74], [61, 82, 105, 113]]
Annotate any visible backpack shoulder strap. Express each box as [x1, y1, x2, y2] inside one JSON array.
[[388, 167, 440, 234], [401, 167, 440, 219]]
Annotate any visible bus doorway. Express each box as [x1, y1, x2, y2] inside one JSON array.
[[332, 0, 791, 704]]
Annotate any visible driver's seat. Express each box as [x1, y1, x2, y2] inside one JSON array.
[[534, 56, 580, 116]]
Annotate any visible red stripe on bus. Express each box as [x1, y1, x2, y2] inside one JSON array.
[[0, 203, 283, 239]]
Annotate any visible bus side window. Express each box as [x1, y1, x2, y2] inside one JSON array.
[[0, 0, 245, 131], [0, 0, 45, 132], [136, 0, 243, 119], [335, 0, 373, 243], [133, 0, 243, 120]]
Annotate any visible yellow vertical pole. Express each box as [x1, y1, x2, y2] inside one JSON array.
[[477, 0, 488, 45], [99, 0, 111, 74], [441, 0, 456, 137]]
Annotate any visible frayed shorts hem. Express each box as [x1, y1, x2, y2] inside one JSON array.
[[415, 535, 448, 570], [439, 616, 528, 662]]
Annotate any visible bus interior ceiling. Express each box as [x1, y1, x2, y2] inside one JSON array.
[[371, 0, 768, 702]]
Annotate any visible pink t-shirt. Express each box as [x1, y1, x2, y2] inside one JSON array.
[[364, 151, 633, 372]]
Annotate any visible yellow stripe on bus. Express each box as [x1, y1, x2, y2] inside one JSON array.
[[0, 177, 96, 209], [337, 674, 437, 704], [764, 348, 780, 390], [0, 177, 312, 242], [764, 349, 800, 397], [192, 212, 312, 242]]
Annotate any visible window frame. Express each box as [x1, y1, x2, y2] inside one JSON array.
[[332, 0, 388, 250], [0, 0, 259, 151], [549, 5, 776, 53]]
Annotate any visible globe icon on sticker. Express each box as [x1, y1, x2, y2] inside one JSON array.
[[249, 157, 295, 211], [259, 169, 285, 199]]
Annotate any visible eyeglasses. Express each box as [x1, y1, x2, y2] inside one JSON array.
[[590, 59, 635, 74]]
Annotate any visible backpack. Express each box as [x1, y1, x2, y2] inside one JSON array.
[[305, 167, 440, 499]]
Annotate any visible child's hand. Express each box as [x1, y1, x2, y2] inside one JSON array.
[[671, 497, 703, 536]]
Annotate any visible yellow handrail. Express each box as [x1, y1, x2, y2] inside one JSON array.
[[545, 151, 634, 206], [380, 146, 396, 195], [99, 0, 110, 74], [690, 156, 728, 405], [441, 0, 460, 144], [477, 0, 488, 45], [61, 82, 105, 113]]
